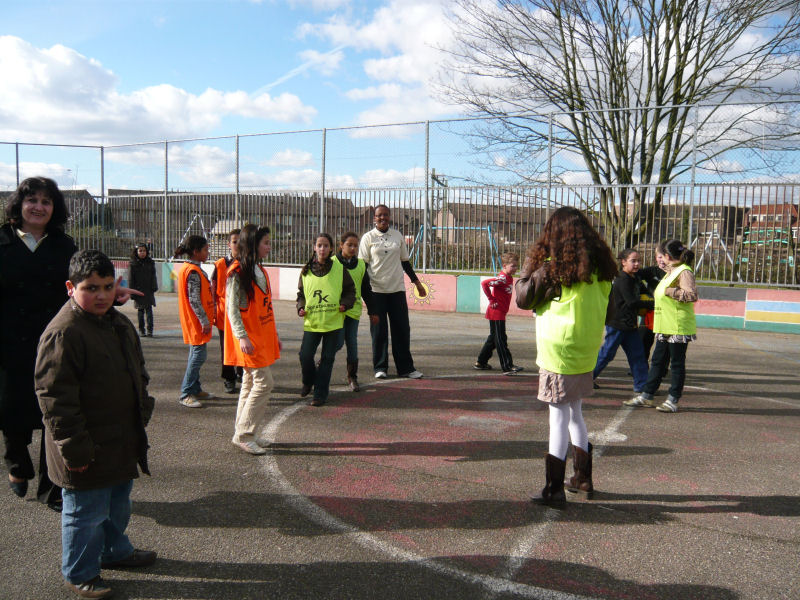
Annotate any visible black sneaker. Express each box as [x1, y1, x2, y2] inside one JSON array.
[[223, 380, 238, 394], [473, 362, 492, 370], [503, 365, 524, 375]]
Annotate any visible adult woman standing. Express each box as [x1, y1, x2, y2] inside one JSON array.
[[0, 177, 77, 510], [521, 207, 617, 506], [358, 205, 426, 379]]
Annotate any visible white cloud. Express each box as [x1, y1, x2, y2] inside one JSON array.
[[299, 0, 460, 127], [0, 36, 317, 145], [286, 0, 350, 10], [265, 148, 316, 167], [358, 166, 425, 187]]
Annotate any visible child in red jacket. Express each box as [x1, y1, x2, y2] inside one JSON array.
[[475, 252, 524, 375]]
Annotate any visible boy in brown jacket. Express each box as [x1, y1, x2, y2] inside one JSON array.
[[35, 249, 156, 599]]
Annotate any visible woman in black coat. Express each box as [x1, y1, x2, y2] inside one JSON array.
[[0, 177, 76, 510], [129, 243, 158, 336]]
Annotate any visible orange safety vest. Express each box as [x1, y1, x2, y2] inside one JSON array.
[[213, 257, 229, 329], [177, 262, 214, 345], [223, 262, 281, 369]]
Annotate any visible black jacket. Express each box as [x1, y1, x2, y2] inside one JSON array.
[[607, 271, 654, 331], [129, 257, 158, 308], [0, 223, 77, 432]]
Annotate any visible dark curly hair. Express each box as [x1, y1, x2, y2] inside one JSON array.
[[5, 176, 69, 232], [525, 207, 617, 286]]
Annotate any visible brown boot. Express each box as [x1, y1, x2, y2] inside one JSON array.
[[566, 442, 593, 499], [531, 453, 567, 508], [346, 361, 360, 392]]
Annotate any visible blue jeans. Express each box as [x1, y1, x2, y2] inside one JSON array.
[[593, 326, 649, 391], [299, 330, 341, 402], [180, 343, 207, 398], [61, 480, 135, 584], [336, 316, 360, 363]]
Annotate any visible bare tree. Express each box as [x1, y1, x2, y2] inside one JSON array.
[[438, 0, 800, 245]]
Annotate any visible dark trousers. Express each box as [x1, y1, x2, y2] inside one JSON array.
[[299, 329, 341, 402], [370, 291, 415, 375], [136, 306, 153, 334], [638, 324, 655, 362], [477, 319, 513, 370], [217, 329, 243, 382], [642, 340, 688, 401], [3, 429, 61, 504]]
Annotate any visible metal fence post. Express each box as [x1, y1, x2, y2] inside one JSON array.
[[423, 121, 429, 273], [100, 146, 105, 251], [15, 143, 20, 187], [235, 135, 240, 225], [688, 104, 698, 245], [163, 141, 169, 260], [320, 128, 327, 232]]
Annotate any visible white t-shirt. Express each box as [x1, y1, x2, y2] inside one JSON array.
[[358, 227, 409, 294]]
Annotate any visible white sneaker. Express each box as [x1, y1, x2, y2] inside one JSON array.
[[402, 370, 423, 379], [656, 399, 679, 413], [255, 438, 271, 448], [235, 441, 267, 455], [179, 396, 202, 408], [374, 371, 387, 379]]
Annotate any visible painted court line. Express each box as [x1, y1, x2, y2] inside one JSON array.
[[261, 396, 598, 600]]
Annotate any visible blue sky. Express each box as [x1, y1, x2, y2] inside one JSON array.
[[0, 0, 473, 192]]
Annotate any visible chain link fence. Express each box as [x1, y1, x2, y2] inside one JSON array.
[[1, 102, 799, 286]]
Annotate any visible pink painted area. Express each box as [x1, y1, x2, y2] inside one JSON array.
[[695, 298, 745, 317], [747, 288, 800, 302], [508, 281, 535, 317], [264, 266, 281, 299], [407, 273, 457, 312]]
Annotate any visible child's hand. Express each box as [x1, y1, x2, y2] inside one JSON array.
[[298, 309, 306, 317], [369, 314, 379, 326], [490, 301, 498, 309], [240, 337, 255, 355], [114, 276, 144, 304], [202, 323, 212, 335], [339, 304, 346, 312], [414, 280, 427, 297]]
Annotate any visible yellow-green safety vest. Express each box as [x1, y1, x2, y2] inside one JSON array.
[[535, 274, 611, 375], [333, 255, 366, 321], [653, 264, 696, 335], [302, 260, 346, 332]]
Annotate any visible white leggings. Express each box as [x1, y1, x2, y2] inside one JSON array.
[[548, 399, 589, 459]]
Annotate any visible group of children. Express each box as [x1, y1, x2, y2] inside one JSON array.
[[31, 219, 700, 597], [170, 228, 375, 453], [476, 241, 698, 415]]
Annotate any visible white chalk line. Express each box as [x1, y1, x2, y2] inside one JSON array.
[[260, 397, 597, 600]]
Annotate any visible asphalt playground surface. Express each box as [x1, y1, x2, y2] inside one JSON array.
[[1, 294, 798, 600]]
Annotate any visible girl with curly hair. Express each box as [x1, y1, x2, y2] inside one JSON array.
[[522, 206, 617, 507]]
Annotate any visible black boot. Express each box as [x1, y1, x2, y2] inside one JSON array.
[[566, 443, 593, 499], [531, 453, 567, 508], [346, 361, 360, 392]]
